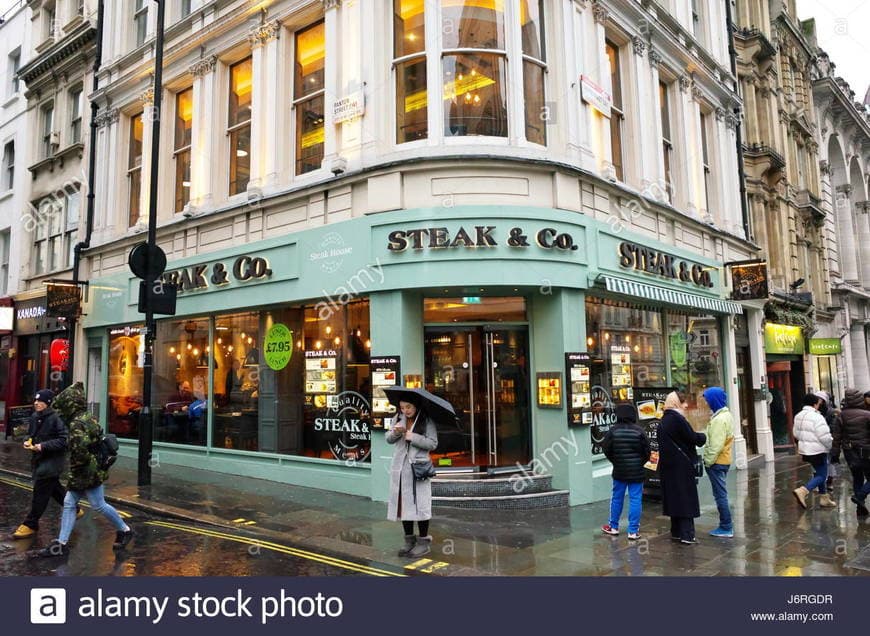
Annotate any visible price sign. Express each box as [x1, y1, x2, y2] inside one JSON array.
[[263, 323, 293, 371]]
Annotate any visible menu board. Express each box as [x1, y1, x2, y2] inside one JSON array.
[[610, 345, 633, 402], [7, 405, 34, 438], [370, 356, 400, 429], [565, 352, 592, 426], [634, 386, 674, 496], [304, 350, 338, 407]]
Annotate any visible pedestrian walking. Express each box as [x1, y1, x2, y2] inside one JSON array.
[[600, 404, 651, 540], [815, 391, 840, 492], [386, 397, 438, 558], [37, 382, 132, 557], [11, 389, 76, 540], [658, 391, 706, 545], [701, 387, 734, 538], [792, 393, 836, 509], [835, 388, 870, 517]]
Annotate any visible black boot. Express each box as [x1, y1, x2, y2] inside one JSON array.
[[397, 535, 416, 557], [113, 527, 133, 550], [407, 535, 432, 558]]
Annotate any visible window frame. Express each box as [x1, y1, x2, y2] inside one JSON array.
[[393, 0, 428, 144], [659, 80, 674, 203], [699, 110, 711, 215], [69, 86, 83, 145], [127, 111, 143, 227], [292, 21, 326, 176], [41, 102, 55, 159], [2, 141, 13, 191], [521, 0, 548, 147], [0, 229, 8, 296], [606, 39, 624, 181], [32, 192, 77, 275], [8, 49, 21, 96], [133, 0, 148, 47], [228, 56, 253, 195], [173, 87, 193, 212]]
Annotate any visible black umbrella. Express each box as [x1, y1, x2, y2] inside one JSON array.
[[382, 386, 458, 427]]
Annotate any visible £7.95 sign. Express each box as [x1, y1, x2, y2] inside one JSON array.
[[264, 324, 294, 371]]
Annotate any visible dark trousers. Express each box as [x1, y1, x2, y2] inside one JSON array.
[[402, 520, 430, 536], [22, 476, 66, 530], [670, 516, 695, 541], [843, 449, 870, 499]]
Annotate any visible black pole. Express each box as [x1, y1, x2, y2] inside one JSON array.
[[138, 0, 166, 486], [725, 0, 751, 241], [68, 0, 104, 389]]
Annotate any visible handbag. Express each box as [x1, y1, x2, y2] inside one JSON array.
[[675, 443, 704, 480], [411, 458, 437, 480]]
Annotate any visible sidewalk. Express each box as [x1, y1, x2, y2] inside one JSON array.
[[2, 438, 867, 576]]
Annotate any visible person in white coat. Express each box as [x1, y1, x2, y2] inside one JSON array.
[[386, 398, 438, 558], [792, 393, 836, 509]]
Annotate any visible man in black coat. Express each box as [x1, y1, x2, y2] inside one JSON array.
[[600, 404, 651, 540], [11, 389, 70, 539], [835, 388, 870, 516]]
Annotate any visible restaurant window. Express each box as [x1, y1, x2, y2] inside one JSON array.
[[394, 0, 427, 143], [107, 326, 145, 439], [153, 318, 210, 446], [442, 0, 508, 137], [606, 40, 624, 180], [521, 0, 546, 145], [668, 314, 723, 429], [294, 22, 325, 175], [228, 57, 252, 195], [128, 112, 143, 226], [585, 298, 666, 404], [659, 81, 674, 202], [174, 87, 193, 212]]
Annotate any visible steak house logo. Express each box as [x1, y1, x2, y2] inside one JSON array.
[[387, 225, 579, 252], [314, 391, 372, 463], [618, 241, 715, 288], [161, 255, 273, 294]]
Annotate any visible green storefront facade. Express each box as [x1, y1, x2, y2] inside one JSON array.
[[82, 206, 743, 506]]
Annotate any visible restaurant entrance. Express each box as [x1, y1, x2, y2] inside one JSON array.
[[424, 325, 531, 468]]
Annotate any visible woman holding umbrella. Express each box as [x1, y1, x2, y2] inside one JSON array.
[[384, 389, 440, 558]]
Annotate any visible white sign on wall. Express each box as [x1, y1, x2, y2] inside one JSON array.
[[333, 91, 365, 124], [580, 75, 612, 118]]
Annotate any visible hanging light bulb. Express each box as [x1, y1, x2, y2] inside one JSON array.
[[170, 346, 176, 354], [187, 343, 192, 350], [247, 336, 253, 344], [297, 340, 303, 349], [176, 354, 181, 361], [205, 346, 210, 352], [586, 337, 594, 347], [325, 326, 332, 335], [365, 339, 371, 349], [334, 337, 341, 346], [228, 345, 234, 352], [241, 332, 246, 340], [315, 340, 322, 350], [217, 337, 222, 345], [193, 348, 200, 357]]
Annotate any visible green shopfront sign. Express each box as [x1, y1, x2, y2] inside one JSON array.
[[264, 323, 294, 370], [808, 338, 842, 356], [764, 324, 804, 355]]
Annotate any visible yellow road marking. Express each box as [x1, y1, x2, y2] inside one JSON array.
[[404, 558, 432, 570], [420, 561, 449, 574], [231, 518, 246, 523], [146, 520, 405, 577], [0, 476, 131, 518]]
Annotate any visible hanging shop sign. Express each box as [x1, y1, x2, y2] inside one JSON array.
[[387, 225, 579, 252], [617, 241, 715, 288], [46, 283, 82, 318], [579, 74, 612, 117], [263, 323, 294, 371], [764, 323, 805, 355], [565, 352, 592, 426], [160, 255, 273, 294], [370, 356, 401, 429], [729, 261, 769, 301], [808, 338, 842, 355]]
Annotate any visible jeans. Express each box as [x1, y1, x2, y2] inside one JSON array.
[[23, 476, 66, 530], [59, 485, 127, 544], [609, 479, 643, 534], [707, 464, 732, 531], [804, 454, 828, 494]]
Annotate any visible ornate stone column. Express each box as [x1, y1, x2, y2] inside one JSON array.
[[188, 55, 217, 210], [248, 21, 281, 190], [856, 201, 870, 288], [835, 184, 859, 282], [137, 86, 155, 228]]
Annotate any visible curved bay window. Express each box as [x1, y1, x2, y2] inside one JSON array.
[[294, 22, 325, 175], [394, 0, 427, 142], [394, 0, 546, 144]]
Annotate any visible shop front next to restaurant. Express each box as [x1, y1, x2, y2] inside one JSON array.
[[82, 207, 753, 505]]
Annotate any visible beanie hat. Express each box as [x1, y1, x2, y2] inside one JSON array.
[[615, 403, 638, 424], [34, 389, 55, 406]]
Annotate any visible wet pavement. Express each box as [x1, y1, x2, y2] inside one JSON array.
[[2, 439, 869, 576]]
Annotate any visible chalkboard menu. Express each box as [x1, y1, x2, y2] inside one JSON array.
[[7, 405, 34, 438], [634, 387, 674, 498]]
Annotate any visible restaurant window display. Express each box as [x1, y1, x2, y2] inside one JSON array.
[[668, 314, 723, 429], [107, 326, 144, 439], [585, 298, 666, 404], [213, 312, 261, 450]]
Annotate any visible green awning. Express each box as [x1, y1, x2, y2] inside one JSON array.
[[602, 276, 743, 315]]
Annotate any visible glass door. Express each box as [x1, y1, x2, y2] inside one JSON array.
[[424, 326, 530, 469]]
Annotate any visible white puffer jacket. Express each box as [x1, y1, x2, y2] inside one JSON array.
[[793, 406, 832, 456]]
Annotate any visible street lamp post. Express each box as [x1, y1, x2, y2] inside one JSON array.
[[137, 0, 167, 486]]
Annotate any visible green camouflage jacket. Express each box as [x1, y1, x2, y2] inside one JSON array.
[[54, 382, 108, 491]]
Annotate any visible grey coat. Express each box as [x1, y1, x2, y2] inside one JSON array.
[[386, 415, 438, 521]]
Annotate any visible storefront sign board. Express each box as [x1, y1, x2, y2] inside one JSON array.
[[617, 241, 715, 289], [264, 324, 294, 371], [8, 405, 34, 438], [730, 261, 769, 301], [46, 283, 82, 318], [808, 338, 842, 355], [387, 225, 580, 253], [764, 324, 804, 355]]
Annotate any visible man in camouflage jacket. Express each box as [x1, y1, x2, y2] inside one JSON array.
[[37, 382, 132, 557]]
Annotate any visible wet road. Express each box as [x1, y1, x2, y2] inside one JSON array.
[[0, 476, 400, 577]]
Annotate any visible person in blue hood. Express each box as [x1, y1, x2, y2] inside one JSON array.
[[702, 387, 735, 538]]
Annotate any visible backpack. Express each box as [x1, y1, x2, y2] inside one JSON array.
[[90, 429, 119, 471]]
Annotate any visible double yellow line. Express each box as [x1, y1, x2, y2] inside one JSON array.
[[0, 475, 132, 518], [146, 520, 405, 577]]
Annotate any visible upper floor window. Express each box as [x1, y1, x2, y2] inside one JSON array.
[[2, 141, 13, 191], [521, 0, 547, 146], [700, 111, 711, 214], [659, 81, 673, 203], [33, 190, 78, 275], [69, 87, 83, 144], [228, 57, 252, 194], [41, 102, 55, 158], [0, 229, 8, 296], [44, 3, 57, 41], [294, 22, 325, 175], [134, 0, 148, 47], [77, 0, 85, 16], [128, 112, 143, 226], [181, 0, 192, 19], [174, 87, 193, 212], [7, 49, 21, 96], [394, 0, 427, 143], [606, 40, 624, 181]]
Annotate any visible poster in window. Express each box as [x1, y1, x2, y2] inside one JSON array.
[[370, 356, 400, 429], [565, 352, 591, 426], [610, 345, 633, 402], [304, 349, 338, 396]]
